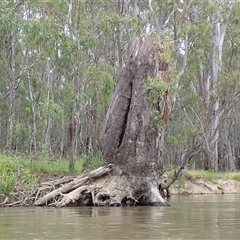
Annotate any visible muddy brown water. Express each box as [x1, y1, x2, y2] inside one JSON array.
[[0, 194, 240, 239]]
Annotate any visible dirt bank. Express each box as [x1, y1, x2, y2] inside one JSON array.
[[1, 175, 240, 207], [171, 178, 240, 195]]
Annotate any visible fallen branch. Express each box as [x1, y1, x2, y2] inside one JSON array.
[[56, 185, 88, 207], [34, 164, 114, 206], [40, 176, 74, 187]]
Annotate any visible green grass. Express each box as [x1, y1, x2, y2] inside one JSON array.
[[184, 170, 240, 182], [82, 152, 107, 173], [162, 168, 240, 189], [0, 152, 106, 197], [0, 153, 105, 176], [28, 158, 85, 174], [2, 152, 240, 198], [0, 155, 18, 197]]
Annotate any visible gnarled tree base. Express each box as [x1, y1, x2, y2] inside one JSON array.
[[33, 164, 170, 207]]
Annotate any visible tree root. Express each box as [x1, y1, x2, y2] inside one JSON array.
[[0, 197, 9, 206], [0, 163, 171, 207], [34, 164, 115, 206], [56, 186, 88, 207], [31, 163, 170, 207]]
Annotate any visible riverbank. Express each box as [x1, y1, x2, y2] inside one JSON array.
[[171, 178, 240, 195], [1, 173, 240, 206], [34, 170, 240, 196], [1, 153, 240, 206]]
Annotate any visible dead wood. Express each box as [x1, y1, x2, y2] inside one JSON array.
[[40, 176, 74, 187], [159, 140, 202, 198], [56, 186, 88, 207], [0, 197, 9, 206], [34, 164, 114, 206]]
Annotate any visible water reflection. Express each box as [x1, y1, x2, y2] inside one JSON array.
[[0, 194, 240, 239]]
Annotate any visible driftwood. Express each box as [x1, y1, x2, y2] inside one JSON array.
[[34, 164, 114, 206]]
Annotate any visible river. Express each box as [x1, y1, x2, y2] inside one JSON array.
[[0, 194, 240, 239]]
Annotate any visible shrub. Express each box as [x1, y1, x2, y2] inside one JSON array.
[[0, 160, 17, 197]]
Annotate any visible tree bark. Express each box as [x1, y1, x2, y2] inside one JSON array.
[[6, 29, 16, 153], [100, 33, 170, 206]]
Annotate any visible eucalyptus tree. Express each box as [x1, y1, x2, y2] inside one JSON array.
[[190, 1, 240, 171], [218, 2, 240, 170], [0, 1, 40, 153], [162, 0, 240, 171]]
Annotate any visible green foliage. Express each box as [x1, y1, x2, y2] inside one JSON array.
[[231, 173, 240, 181], [144, 76, 168, 103], [0, 153, 91, 197], [60, 82, 76, 110], [164, 170, 240, 191], [13, 123, 27, 146], [165, 112, 199, 149], [39, 100, 63, 120], [154, 29, 175, 63], [184, 170, 217, 182], [165, 134, 180, 146], [0, 0, 239, 173], [82, 152, 107, 173], [150, 109, 162, 131], [86, 60, 114, 106], [174, 176, 186, 189], [0, 1, 22, 31], [22, 168, 36, 186], [0, 158, 17, 197], [0, 173, 16, 197]]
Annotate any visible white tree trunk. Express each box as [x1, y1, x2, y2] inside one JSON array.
[[203, 8, 229, 171], [6, 29, 16, 152], [43, 59, 53, 157]]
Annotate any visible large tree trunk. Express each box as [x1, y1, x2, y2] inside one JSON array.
[[100, 33, 170, 206], [31, 34, 170, 207]]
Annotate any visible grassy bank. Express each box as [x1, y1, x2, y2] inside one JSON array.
[[1, 153, 240, 199], [183, 170, 240, 181], [0, 153, 106, 198], [171, 169, 240, 190]]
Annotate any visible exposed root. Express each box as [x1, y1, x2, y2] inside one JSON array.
[[56, 186, 88, 207], [0, 163, 171, 207], [0, 197, 9, 206], [33, 164, 115, 206]]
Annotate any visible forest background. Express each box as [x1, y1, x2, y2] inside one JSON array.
[[1, 0, 240, 195]]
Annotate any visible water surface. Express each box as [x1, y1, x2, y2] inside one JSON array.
[[0, 194, 240, 239]]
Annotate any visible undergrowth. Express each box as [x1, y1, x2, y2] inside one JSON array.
[[1, 152, 240, 198], [0, 152, 106, 198]]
